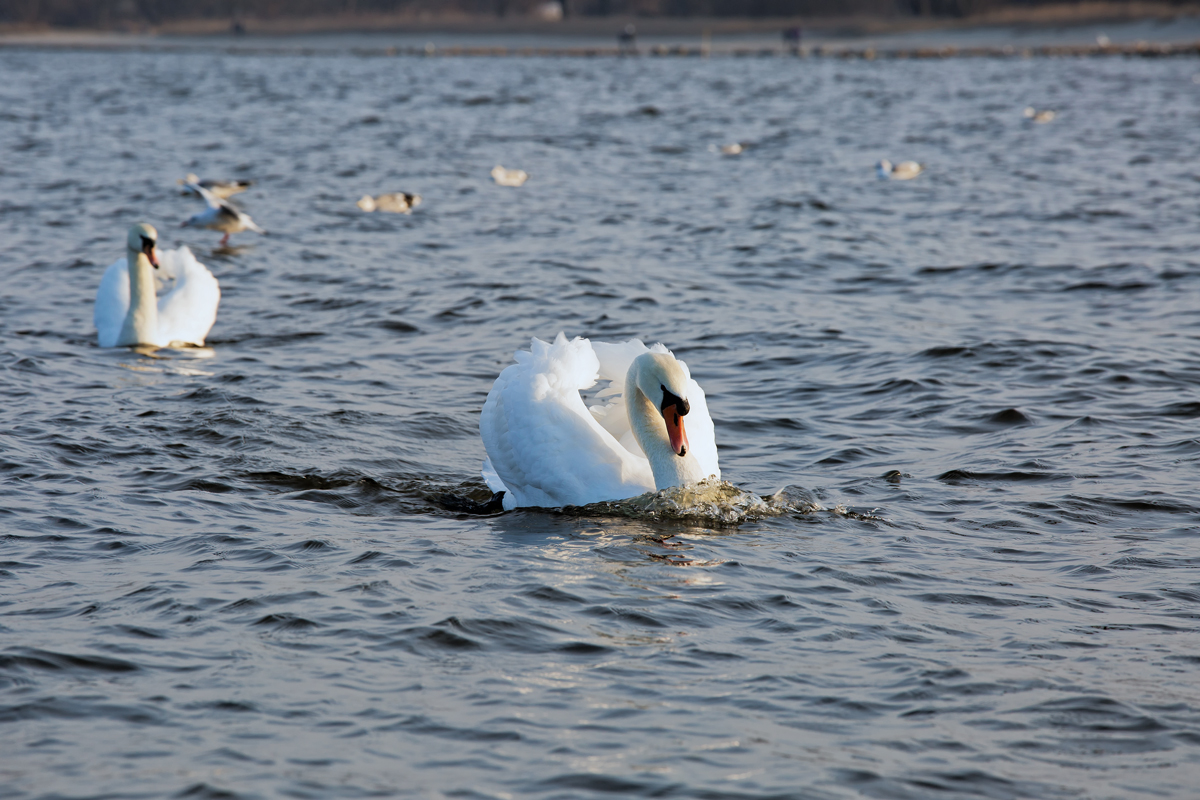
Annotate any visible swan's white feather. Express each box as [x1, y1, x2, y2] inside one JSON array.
[[480, 333, 718, 510], [156, 248, 221, 346], [94, 246, 220, 348], [94, 259, 132, 348]]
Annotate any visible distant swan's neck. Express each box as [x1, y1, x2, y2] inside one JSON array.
[[627, 380, 706, 491], [117, 249, 157, 347]]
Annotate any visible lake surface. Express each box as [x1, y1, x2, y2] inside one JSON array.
[[2, 43, 1200, 799]]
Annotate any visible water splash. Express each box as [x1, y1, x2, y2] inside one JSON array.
[[568, 477, 823, 527]]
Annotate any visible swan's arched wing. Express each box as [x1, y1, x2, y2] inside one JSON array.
[[481, 334, 654, 509], [156, 247, 220, 347], [588, 339, 648, 454], [589, 340, 720, 480], [676, 360, 720, 480], [94, 258, 130, 348]]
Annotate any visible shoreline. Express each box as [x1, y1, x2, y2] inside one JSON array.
[[1, 3, 1198, 57]]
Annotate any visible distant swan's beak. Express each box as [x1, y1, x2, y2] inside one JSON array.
[[141, 237, 160, 268]]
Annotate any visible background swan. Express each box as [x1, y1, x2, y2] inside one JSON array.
[[94, 223, 220, 348], [480, 333, 719, 510], [182, 181, 265, 246]]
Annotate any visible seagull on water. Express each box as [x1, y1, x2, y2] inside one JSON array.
[[877, 159, 924, 180], [357, 192, 422, 214], [491, 165, 529, 187], [178, 173, 253, 199], [182, 181, 265, 247]]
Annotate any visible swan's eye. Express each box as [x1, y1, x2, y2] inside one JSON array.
[[660, 386, 690, 416], [140, 236, 155, 251]]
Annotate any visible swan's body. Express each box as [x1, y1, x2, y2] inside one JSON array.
[[491, 165, 528, 187], [357, 192, 421, 213], [480, 334, 719, 510], [877, 159, 924, 180], [94, 223, 220, 348], [179, 173, 253, 199], [182, 181, 265, 246]]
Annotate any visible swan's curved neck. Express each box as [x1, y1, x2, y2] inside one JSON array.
[[627, 378, 706, 491], [117, 247, 157, 347]]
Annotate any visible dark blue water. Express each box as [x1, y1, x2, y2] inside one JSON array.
[[2, 44, 1200, 799]]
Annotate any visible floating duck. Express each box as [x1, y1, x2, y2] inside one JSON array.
[[1024, 107, 1057, 123], [491, 165, 529, 187], [720, 143, 744, 155], [479, 334, 719, 510], [877, 159, 924, 180], [182, 181, 265, 246], [357, 192, 422, 214], [178, 173, 253, 199], [94, 223, 220, 348]]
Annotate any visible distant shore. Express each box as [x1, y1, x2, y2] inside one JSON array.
[[1, 1, 1196, 39], [1, 1, 1197, 57]]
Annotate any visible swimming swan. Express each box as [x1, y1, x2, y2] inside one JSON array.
[[480, 333, 719, 510], [94, 223, 220, 348]]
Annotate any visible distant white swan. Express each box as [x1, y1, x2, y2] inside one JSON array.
[[877, 159, 924, 180], [491, 165, 529, 187], [357, 192, 422, 213], [178, 173, 253, 199], [94, 223, 220, 348], [480, 333, 720, 510], [182, 181, 265, 246], [1024, 107, 1056, 123]]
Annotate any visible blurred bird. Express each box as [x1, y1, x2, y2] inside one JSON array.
[[182, 181, 265, 247], [1024, 107, 1057, 123], [876, 159, 924, 180], [720, 143, 744, 155], [491, 165, 529, 187], [357, 192, 422, 214], [178, 173, 253, 199]]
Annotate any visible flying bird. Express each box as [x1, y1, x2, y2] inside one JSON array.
[[182, 181, 265, 246]]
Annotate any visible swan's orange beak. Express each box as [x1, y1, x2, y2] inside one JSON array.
[[664, 404, 689, 457]]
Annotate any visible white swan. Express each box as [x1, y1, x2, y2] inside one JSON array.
[[480, 333, 720, 510], [94, 223, 220, 348], [877, 159, 924, 180], [182, 181, 265, 246]]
